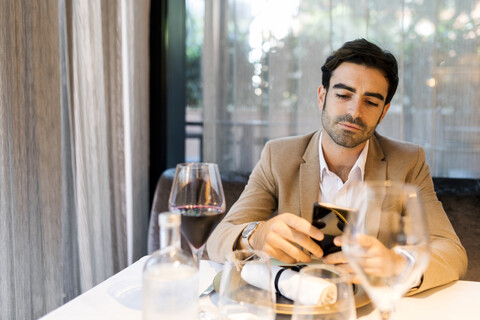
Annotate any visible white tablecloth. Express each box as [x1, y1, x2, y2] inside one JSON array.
[[356, 281, 480, 320], [40, 256, 480, 320]]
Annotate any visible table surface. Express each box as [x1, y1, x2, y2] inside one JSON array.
[[41, 256, 480, 320]]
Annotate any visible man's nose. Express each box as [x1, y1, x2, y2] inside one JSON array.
[[347, 98, 362, 118]]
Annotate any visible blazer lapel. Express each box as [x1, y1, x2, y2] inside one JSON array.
[[299, 131, 321, 222], [364, 133, 387, 236], [364, 133, 386, 182]]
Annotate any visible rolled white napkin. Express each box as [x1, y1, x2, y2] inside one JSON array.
[[240, 262, 337, 306]]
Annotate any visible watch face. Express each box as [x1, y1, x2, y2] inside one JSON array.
[[243, 222, 258, 237]]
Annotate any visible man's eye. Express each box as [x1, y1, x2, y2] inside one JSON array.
[[366, 101, 379, 107], [336, 94, 349, 99]]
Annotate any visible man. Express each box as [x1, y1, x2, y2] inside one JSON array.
[[206, 39, 467, 293]]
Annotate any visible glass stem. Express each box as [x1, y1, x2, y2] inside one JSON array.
[[191, 243, 205, 268]]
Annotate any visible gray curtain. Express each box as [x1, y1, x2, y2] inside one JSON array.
[[0, 0, 150, 319]]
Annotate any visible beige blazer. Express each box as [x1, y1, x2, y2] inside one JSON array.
[[206, 130, 467, 293]]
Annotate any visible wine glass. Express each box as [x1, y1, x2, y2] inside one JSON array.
[[168, 163, 226, 266], [292, 264, 356, 320], [218, 250, 276, 320], [342, 181, 431, 320]]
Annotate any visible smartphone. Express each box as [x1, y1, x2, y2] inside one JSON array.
[[311, 202, 354, 256]]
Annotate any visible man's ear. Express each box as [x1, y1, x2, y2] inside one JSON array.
[[378, 102, 391, 124], [317, 85, 326, 111]]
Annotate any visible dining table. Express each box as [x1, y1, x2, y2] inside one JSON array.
[[40, 255, 480, 320]]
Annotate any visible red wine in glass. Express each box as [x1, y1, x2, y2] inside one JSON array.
[[172, 205, 225, 249], [168, 163, 226, 266]]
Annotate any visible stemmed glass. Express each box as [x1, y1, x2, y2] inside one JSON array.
[[292, 264, 356, 320], [218, 250, 276, 320], [168, 163, 226, 266], [342, 181, 430, 320]]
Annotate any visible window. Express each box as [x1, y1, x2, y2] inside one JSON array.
[[187, 0, 480, 178], [186, 0, 205, 162]]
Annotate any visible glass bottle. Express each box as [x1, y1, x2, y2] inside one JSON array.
[[142, 212, 199, 320]]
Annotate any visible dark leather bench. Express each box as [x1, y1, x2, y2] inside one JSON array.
[[433, 177, 480, 281], [148, 168, 480, 281]]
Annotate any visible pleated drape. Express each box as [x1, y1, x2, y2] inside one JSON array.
[[0, 0, 150, 319]]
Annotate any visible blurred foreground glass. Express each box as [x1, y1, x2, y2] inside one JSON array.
[[342, 181, 431, 320], [168, 162, 226, 266], [292, 265, 355, 320], [218, 250, 276, 320], [142, 212, 198, 320]]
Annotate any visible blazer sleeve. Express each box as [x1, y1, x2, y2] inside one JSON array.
[[206, 141, 279, 262], [407, 147, 468, 294]]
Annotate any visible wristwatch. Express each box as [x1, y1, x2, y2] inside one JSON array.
[[241, 221, 261, 250]]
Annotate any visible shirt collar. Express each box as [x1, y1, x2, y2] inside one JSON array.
[[318, 131, 369, 182]]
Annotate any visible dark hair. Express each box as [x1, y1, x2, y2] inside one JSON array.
[[321, 38, 399, 104]]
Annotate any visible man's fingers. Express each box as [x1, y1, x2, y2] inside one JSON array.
[[266, 230, 312, 263], [277, 224, 324, 258], [252, 213, 325, 263], [351, 275, 362, 284], [323, 251, 348, 264], [333, 236, 343, 246], [301, 237, 324, 258], [264, 243, 297, 264], [281, 213, 324, 241], [356, 234, 377, 247]]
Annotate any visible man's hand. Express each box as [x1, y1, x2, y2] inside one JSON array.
[[324, 235, 409, 282], [249, 213, 324, 264], [348, 234, 409, 277], [323, 237, 360, 283]]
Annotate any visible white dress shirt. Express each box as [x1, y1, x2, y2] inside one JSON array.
[[318, 131, 369, 208]]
